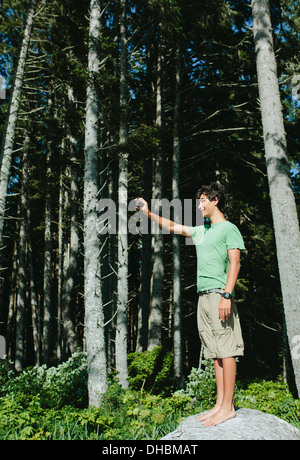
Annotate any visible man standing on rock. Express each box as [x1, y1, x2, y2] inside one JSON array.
[[136, 182, 245, 426]]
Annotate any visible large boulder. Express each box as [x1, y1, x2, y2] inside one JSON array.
[[161, 408, 300, 440]]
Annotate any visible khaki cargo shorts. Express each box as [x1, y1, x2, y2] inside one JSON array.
[[197, 291, 244, 359]]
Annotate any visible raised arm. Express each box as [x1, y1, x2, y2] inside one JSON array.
[[135, 197, 191, 237]]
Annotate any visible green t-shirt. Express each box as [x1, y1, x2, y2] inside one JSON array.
[[189, 221, 245, 293]]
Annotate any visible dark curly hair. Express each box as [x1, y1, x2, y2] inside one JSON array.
[[196, 182, 227, 214]]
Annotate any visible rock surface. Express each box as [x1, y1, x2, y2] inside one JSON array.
[[161, 408, 300, 440]]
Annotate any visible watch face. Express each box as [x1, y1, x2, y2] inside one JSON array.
[[223, 292, 230, 299]]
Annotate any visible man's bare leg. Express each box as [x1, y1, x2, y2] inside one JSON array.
[[202, 357, 236, 426], [196, 358, 224, 422]]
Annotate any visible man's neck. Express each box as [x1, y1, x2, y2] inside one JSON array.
[[210, 210, 226, 224]]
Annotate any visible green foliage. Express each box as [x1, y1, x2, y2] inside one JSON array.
[[174, 360, 300, 429], [0, 358, 16, 389], [0, 394, 47, 440], [0, 353, 299, 440], [174, 359, 216, 410], [0, 352, 88, 409], [0, 364, 194, 440], [127, 346, 175, 396], [234, 379, 300, 424], [41, 352, 88, 408]]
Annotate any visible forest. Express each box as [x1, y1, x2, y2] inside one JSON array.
[[1, 0, 300, 414]]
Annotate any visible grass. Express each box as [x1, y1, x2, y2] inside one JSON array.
[[0, 353, 299, 440]]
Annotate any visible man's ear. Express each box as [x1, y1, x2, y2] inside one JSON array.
[[212, 197, 219, 207]]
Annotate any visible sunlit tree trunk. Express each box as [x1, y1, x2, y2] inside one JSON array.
[[172, 47, 183, 386], [84, 0, 108, 406], [116, 0, 129, 389], [252, 0, 300, 396], [0, 0, 37, 254], [62, 157, 79, 355]]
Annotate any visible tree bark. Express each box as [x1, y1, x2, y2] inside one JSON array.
[[84, 0, 108, 406], [172, 47, 183, 386], [148, 25, 165, 351], [116, 0, 129, 389], [252, 0, 300, 396], [27, 203, 41, 367], [62, 87, 80, 356], [0, 0, 37, 253], [62, 157, 79, 356], [15, 133, 30, 372], [42, 145, 52, 366], [57, 167, 64, 363]]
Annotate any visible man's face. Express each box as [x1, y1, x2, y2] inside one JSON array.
[[198, 194, 218, 218]]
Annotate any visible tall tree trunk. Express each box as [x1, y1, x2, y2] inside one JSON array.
[[62, 157, 79, 356], [6, 230, 18, 360], [172, 47, 183, 386], [43, 145, 52, 366], [135, 201, 151, 352], [116, 0, 129, 389], [27, 204, 40, 367], [117, 152, 129, 386], [62, 87, 79, 356], [15, 133, 29, 371], [57, 167, 64, 363], [148, 26, 165, 351], [84, 0, 108, 406], [0, 0, 37, 254], [106, 153, 118, 373], [135, 17, 155, 353], [252, 0, 300, 396]]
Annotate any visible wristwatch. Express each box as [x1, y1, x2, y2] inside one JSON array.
[[222, 292, 232, 300]]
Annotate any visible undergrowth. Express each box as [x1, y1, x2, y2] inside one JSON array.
[[0, 348, 299, 440]]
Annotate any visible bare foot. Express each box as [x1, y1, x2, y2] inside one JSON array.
[[196, 405, 221, 422], [202, 408, 236, 427]]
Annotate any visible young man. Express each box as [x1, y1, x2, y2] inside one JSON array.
[[136, 182, 245, 427]]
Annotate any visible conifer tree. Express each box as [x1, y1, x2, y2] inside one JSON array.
[[0, 0, 37, 262], [84, 0, 108, 406], [252, 0, 300, 396], [116, 0, 129, 389]]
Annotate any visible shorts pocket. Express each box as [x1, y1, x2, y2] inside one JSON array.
[[212, 325, 236, 358]]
